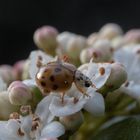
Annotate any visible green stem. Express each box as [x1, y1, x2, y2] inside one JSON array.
[[73, 114, 112, 140]]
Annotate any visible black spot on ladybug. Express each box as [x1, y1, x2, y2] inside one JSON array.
[[40, 81, 46, 87], [55, 68, 61, 72], [41, 76, 45, 79], [49, 75, 55, 82], [52, 84, 58, 90], [85, 81, 90, 87]]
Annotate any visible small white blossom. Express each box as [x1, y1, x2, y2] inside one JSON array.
[[114, 45, 140, 99], [0, 96, 65, 140]]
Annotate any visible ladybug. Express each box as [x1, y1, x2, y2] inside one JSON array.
[[35, 56, 96, 103]]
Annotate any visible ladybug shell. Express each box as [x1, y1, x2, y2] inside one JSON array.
[[36, 62, 75, 93]]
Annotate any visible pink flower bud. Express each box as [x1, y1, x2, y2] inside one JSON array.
[[80, 40, 113, 63], [99, 23, 123, 40], [8, 81, 32, 105], [123, 29, 140, 44], [57, 32, 87, 65], [87, 33, 98, 46], [13, 60, 25, 80], [33, 26, 58, 56], [0, 65, 16, 85]]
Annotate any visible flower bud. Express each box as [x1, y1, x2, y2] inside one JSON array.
[[98, 62, 127, 93], [123, 29, 140, 44], [13, 60, 25, 80], [57, 32, 87, 65], [33, 26, 58, 56], [0, 65, 16, 85], [59, 111, 84, 133], [87, 33, 99, 46], [80, 40, 113, 63], [8, 81, 32, 105], [23, 79, 43, 105], [22, 60, 30, 80], [111, 36, 123, 50], [0, 91, 19, 120], [99, 23, 123, 40]]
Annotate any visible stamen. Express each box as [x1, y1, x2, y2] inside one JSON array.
[[20, 105, 32, 116], [37, 55, 43, 68], [73, 97, 79, 104], [92, 52, 98, 58], [99, 67, 105, 75], [18, 128, 25, 136], [9, 112, 20, 120]]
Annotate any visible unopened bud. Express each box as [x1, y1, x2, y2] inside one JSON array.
[[23, 79, 43, 105], [13, 60, 25, 80], [99, 62, 127, 93], [8, 81, 32, 105], [22, 60, 30, 80], [59, 111, 84, 133], [0, 91, 19, 120], [57, 32, 87, 65], [99, 23, 123, 40], [0, 65, 16, 85], [80, 40, 113, 63], [33, 26, 58, 56], [123, 29, 140, 44], [87, 33, 99, 46]]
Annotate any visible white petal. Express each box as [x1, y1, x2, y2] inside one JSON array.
[[84, 90, 105, 116], [114, 46, 134, 69], [121, 81, 140, 99], [114, 46, 140, 83], [6, 119, 20, 135], [35, 95, 55, 123], [29, 50, 53, 80], [0, 121, 9, 134], [41, 121, 65, 138], [86, 62, 111, 89], [20, 115, 32, 134], [0, 120, 29, 140], [0, 121, 15, 140], [49, 96, 87, 117]]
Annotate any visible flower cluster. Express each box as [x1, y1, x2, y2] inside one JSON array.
[[0, 23, 140, 140]]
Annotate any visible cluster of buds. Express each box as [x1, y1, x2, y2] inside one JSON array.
[[0, 23, 140, 140]]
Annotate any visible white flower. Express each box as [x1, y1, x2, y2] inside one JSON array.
[[28, 50, 112, 117], [0, 95, 65, 140], [114, 45, 140, 99]]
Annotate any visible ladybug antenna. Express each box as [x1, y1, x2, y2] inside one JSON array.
[[62, 55, 70, 63], [89, 74, 98, 90]]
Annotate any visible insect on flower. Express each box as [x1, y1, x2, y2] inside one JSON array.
[[35, 56, 96, 103]]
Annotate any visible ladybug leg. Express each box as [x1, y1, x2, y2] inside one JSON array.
[[60, 92, 65, 104]]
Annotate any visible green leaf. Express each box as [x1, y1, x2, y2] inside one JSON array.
[[92, 117, 140, 140]]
